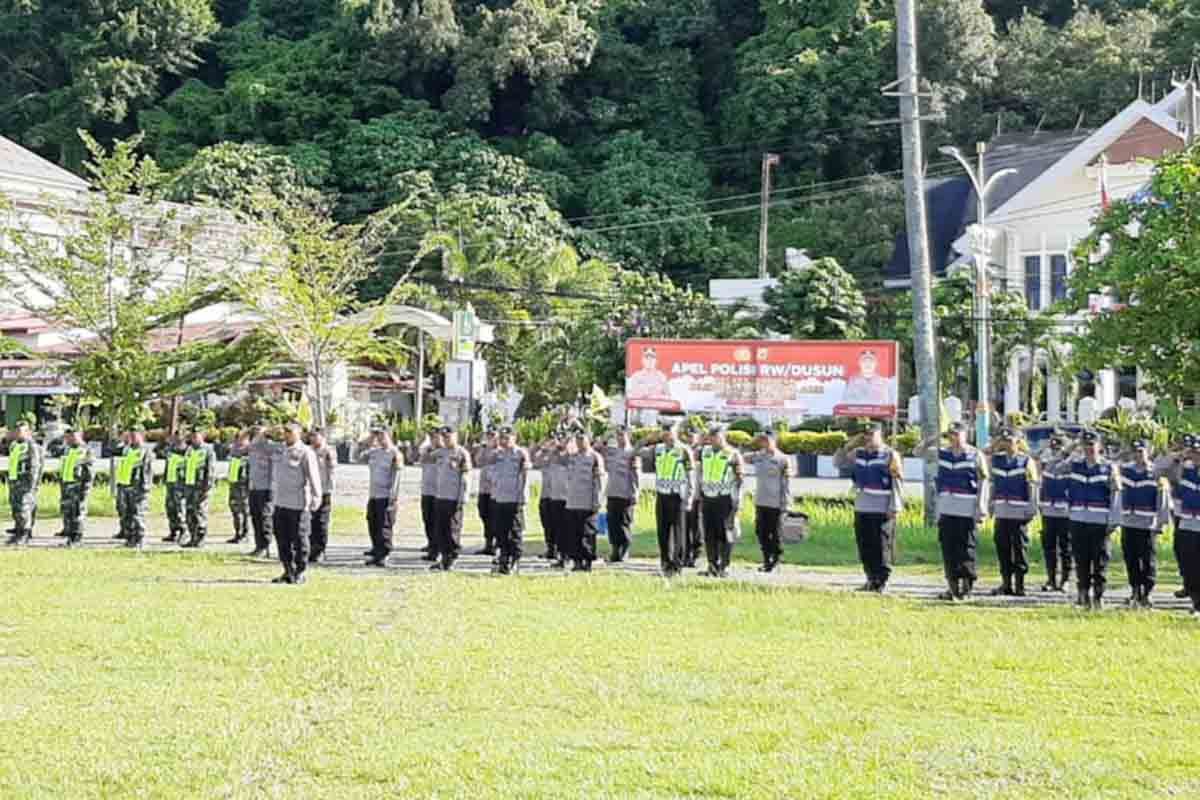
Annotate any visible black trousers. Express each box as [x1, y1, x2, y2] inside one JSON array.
[[655, 493, 684, 571], [309, 493, 332, 557], [478, 493, 494, 548], [755, 506, 783, 564], [539, 499, 557, 555], [938, 514, 978, 581], [854, 512, 894, 587], [1173, 520, 1189, 588], [702, 496, 735, 571], [420, 495, 436, 549], [1041, 515, 1072, 580], [1122, 527, 1157, 591], [685, 503, 702, 563], [434, 499, 464, 560], [566, 508, 599, 564], [273, 507, 310, 578], [1178, 530, 1200, 609], [366, 497, 394, 557], [994, 518, 1030, 579], [1071, 522, 1112, 594], [493, 502, 525, 563], [550, 500, 568, 559], [607, 496, 635, 558], [249, 490, 274, 551]]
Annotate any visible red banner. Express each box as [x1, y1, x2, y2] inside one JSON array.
[[624, 339, 899, 418]]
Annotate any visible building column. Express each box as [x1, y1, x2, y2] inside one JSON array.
[[1047, 374, 1062, 423], [1097, 368, 1118, 412], [1005, 350, 1023, 418]]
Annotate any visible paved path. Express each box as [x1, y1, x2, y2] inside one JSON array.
[[10, 516, 1196, 614]]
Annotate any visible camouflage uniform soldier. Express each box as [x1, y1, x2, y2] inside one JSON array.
[[181, 430, 216, 548], [226, 431, 251, 544], [115, 426, 154, 548], [5, 421, 42, 545], [59, 428, 95, 547], [162, 434, 188, 543]]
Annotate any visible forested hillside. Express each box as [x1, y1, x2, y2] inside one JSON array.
[[0, 1, 1195, 407], [0, 0, 1190, 297]]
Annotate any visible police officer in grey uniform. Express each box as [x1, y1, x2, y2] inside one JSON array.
[[533, 434, 570, 566], [564, 429, 606, 572], [490, 425, 531, 574], [474, 429, 499, 556], [248, 426, 281, 557], [359, 426, 403, 567], [307, 428, 336, 564], [597, 426, 639, 563], [270, 422, 323, 585], [748, 429, 792, 573], [432, 426, 471, 571], [419, 430, 444, 561]]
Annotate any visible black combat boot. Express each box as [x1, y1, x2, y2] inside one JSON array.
[[990, 576, 1013, 596], [1014, 574, 1026, 597], [1041, 567, 1057, 592]]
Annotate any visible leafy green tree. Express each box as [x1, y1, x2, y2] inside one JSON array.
[[166, 141, 319, 212], [559, 270, 756, 394], [767, 174, 904, 280], [993, 8, 1160, 130], [406, 186, 615, 404], [0, 134, 273, 433], [1069, 145, 1200, 402], [760, 258, 868, 340], [443, 0, 600, 127], [226, 195, 412, 429], [0, 0, 219, 166], [920, 0, 999, 146]]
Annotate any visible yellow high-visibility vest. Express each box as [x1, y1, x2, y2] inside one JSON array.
[[62, 447, 85, 483], [115, 448, 142, 486], [8, 442, 26, 481]]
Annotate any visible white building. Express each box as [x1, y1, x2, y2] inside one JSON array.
[[885, 89, 1187, 422]]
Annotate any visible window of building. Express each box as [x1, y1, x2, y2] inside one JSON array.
[[1024, 255, 1042, 311], [1050, 254, 1069, 303]]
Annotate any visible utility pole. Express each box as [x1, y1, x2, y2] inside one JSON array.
[[758, 153, 780, 279], [891, 0, 941, 524]]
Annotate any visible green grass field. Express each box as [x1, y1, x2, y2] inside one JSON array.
[[1, 546, 1198, 798]]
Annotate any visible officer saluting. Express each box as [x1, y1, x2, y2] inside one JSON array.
[[1118, 438, 1172, 608], [1036, 432, 1073, 592], [490, 425, 530, 575], [270, 422, 322, 585], [835, 422, 904, 592], [532, 434, 569, 566], [748, 429, 792, 573], [595, 426, 639, 564], [638, 422, 695, 577], [473, 428, 499, 557], [1066, 430, 1121, 610], [431, 426, 471, 571], [987, 428, 1039, 596], [1168, 436, 1200, 618], [564, 428, 605, 572], [247, 426, 281, 558], [919, 422, 988, 601], [418, 429, 444, 562]]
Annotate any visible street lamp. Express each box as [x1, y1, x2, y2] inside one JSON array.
[[938, 142, 1017, 449]]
